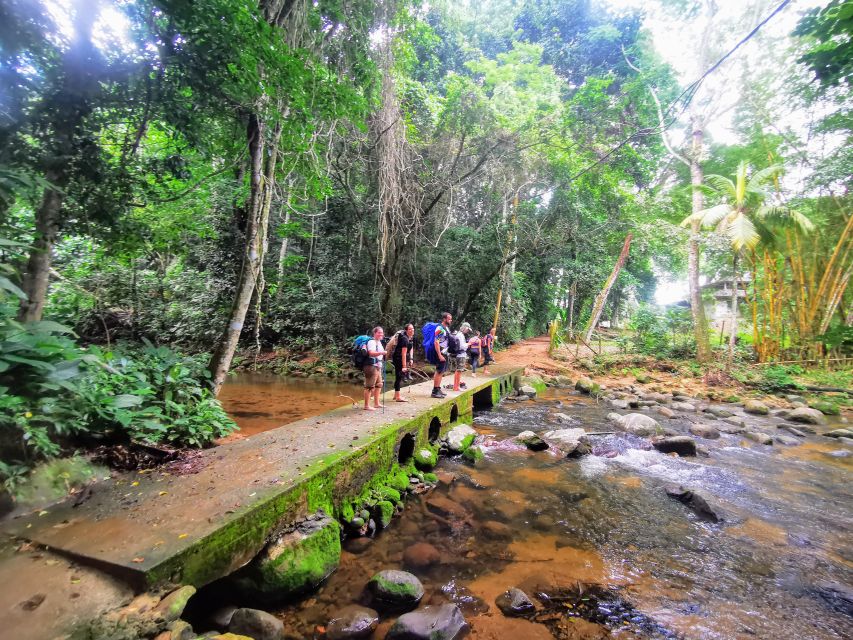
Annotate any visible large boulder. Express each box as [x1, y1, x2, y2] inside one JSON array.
[[326, 605, 379, 640], [515, 431, 549, 451], [233, 510, 340, 602], [653, 436, 697, 456], [229, 608, 284, 640], [665, 486, 722, 522], [575, 377, 600, 395], [689, 424, 721, 440], [446, 425, 478, 454], [495, 588, 536, 617], [414, 448, 437, 471], [788, 407, 827, 425], [744, 400, 770, 415], [608, 413, 660, 437], [541, 428, 591, 457], [386, 604, 469, 640], [367, 570, 424, 611]]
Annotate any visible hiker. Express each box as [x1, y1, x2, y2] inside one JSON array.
[[424, 311, 452, 399], [467, 330, 482, 376], [483, 326, 497, 365], [449, 322, 471, 391], [389, 323, 415, 402], [363, 326, 386, 411]]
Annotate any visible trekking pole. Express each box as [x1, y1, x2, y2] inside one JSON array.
[[382, 359, 387, 415]]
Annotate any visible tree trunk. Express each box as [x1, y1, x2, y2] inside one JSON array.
[[688, 118, 711, 361], [18, 177, 62, 322], [584, 233, 632, 342], [728, 255, 739, 366], [208, 114, 278, 395]]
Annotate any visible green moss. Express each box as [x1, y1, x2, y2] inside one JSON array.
[[462, 446, 484, 463], [423, 472, 437, 483], [726, 395, 741, 403], [414, 447, 438, 470], [810, 400, 840, 415], [459, 434, 475, 451], [374, 500, 395, 528], [520, 375, 547, 394], [375, 486, 401, 504], [387, 467, 411, 493], [374, 575, 420, 598]]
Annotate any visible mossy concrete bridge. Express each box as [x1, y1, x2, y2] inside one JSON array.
[[3, 366, 524, 592]]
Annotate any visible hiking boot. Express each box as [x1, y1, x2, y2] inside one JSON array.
[[459, 382, 468, 389], [431, 388, 447, 398]]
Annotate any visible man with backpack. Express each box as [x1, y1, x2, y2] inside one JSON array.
[[449, 322, 471, 392], [422, 312, 452, 399]]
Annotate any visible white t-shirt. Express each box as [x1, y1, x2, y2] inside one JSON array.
[[367, 339, 385, 363]]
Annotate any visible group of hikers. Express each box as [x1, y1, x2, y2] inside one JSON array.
[[353, 312, 497, 411]]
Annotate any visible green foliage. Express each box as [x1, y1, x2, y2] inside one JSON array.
[[755, 365, 803, 394], [794, 0, 853, 91], [627, 305, 696, 360]]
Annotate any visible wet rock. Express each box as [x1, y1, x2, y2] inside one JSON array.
[[656, 406, 676, 418], [786, 394, 805, 403], [703, 405, 734, 418], [210, 606, 237, 629], [367, 570, 424, 611], [555, 375, 573, 387], [386, 604, 468, 640], [689, 424, 720, 440], [435, 471, 456, 488], [210, 634, 253, 640], [810, 581, 853, 617], [824, 428, 853, 439], [673, 395, 696, 403], [229, 608, 284, 640], [671, 401, 696, 413], [414, 448, 437, 471], [642, 392, 670, 403], [519, 385, 538, 398], [169, 620, 194, 640], [480, 520, 513, 540], [462, 445, 485, 463], [403, 542, 441, 570], [637, 400, 658, 407], [744, 400, 769, 415], [609, 399, 629, 410], [373, 500, 395, 529], [446, 425, 478, 454], [775, 435, 800, 446], [495, 588, 536, 616], [552, 412, 576, 424], [575, 377, 600, 395], [426, 496, 468, 520], [326, 605, 379, 640], [608, 413, 660, 437], [515, 431, 549, 451], [788, 407, 827, 425], [744, 431, 773, 445], [665, 486, 722, 522], [541, 428, 591, 457], [345, 537, 373, 554], [153, 586, 196, 623], [778, 422, 815, 435], [653, 436, 697, 456], [233, 510, 340, 602]]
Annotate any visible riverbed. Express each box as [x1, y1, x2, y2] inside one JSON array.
[[273, 386, 852, 639]]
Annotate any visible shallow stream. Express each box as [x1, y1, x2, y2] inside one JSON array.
[[273, 387, 852, 639]]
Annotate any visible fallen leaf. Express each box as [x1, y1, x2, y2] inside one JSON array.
[[158, 491, 168, 496], [38, 510, 48, 517], [131, 557, 144, 563], [131, 481, 139, 487], [178, 533, 188, 539]]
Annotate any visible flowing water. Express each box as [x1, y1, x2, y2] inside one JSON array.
[[218, 373, 362, 438], [265, 387, 851, 639]]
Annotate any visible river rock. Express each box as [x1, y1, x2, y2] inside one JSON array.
[[367, 570, 424, 611], [480, 520, 513, 540], [774, 435, 801, 446], [609, 399, 630, 410], [665, 486, 722, 522], [403, 542, 441, 570], [426, 496, 468, 520], [637, 400, 658, 407], [671, 402, 696, 412], [744, 431, 773, 445], [642, 392, 670, 403], [810, 400, 840, 416], [233, 510, 340, 602], [824, 428, 853, 439], [608, 413, 660, 437], [744, 400, 770, 415], [552, 412, 576, 425], [519, 385, 538, 398], [414, 448, 438, 470], [229, 608, 284, 640], [515, 431, 549, 451], [345, 537, 373, 554], [446, 425, 478, 453], [575, 377, 600, 395], [810, 581, 853, 617], [153, 585, 196, 623], [703, 405, 734, 418], [495, 588, 536, 616], [788, 407, 827, 425], [785, 394, 805, 403], [555, 375, 573, 387], [673, 394, 695, 403], [777, 424, 807, 437], [326, 605, 379, 640], [386, 604, 468, 640], [689, 424, 720, 440], [541, 428, 591, 457], [653, 436, 697, 456], [657, 406, 676, 418]]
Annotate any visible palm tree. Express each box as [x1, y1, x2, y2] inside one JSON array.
[[681, 161, 814, 363]]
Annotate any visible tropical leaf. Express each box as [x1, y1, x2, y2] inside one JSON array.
[[747, 164, 784, 190], [697, 203, 732, 227], [726, 212, 760, 251], [735, 161, 748, 204], [704, 174, 737, 198]]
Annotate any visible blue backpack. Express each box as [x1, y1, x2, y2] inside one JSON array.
[[351, 335, 371, 368], [422, 322, 440, 365]]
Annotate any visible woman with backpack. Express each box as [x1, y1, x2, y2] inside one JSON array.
[[467, 330, 482, 377], [387, 324, 415, 402], [363, 326, 386, 411]]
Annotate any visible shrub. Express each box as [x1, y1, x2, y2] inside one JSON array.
[[756, 365, 803, 393]]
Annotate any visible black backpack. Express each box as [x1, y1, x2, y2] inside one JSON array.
[[447, 332, 461, 355]]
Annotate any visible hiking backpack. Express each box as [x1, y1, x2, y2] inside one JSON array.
[[384, 330, 403, 359], [351, 335, 371, 368], [447, 332, 461, 355], [421, 322, 440, 365]]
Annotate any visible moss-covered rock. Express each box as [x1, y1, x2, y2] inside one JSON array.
[[810, 400, 840, 415], [373, 500, 395, 529], [446, 425, 477, 454], [414, 448, 438, 471], [374, 486, 401, 504], [575, 377, 600, 395], [423, 472, 438, 483], [367, 570, 424, 611], [387, 467, 412, 493], [519, 376, 547, 396], [153, 585, 196, 623], [233, 510, 340, 602], [462, 445, 484, 464]]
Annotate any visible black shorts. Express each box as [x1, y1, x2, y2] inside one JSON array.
[[435, 358, 448, 374]]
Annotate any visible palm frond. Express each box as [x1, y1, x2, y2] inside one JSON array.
[[735, 161, 748, 204], [746, 164, 784, 191], [704, 174, 736, 198], [726, 212, 760, 251], [696, 203, 733, 227]]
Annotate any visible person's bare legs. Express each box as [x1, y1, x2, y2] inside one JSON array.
[[453, 366, 461, 391], [433, 370, 442, 389], [373, 384, 383, 408], [363, 386, 374, 411]]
